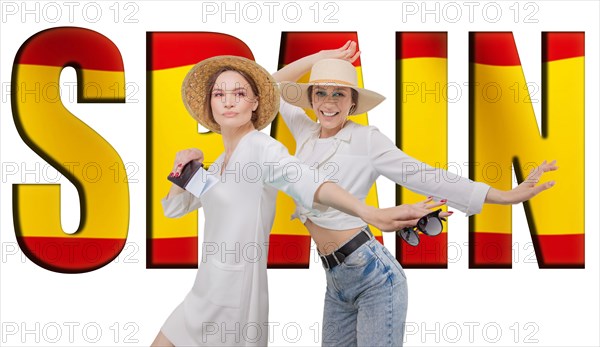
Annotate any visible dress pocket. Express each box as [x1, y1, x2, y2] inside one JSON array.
[[205, 260, 246, 309]]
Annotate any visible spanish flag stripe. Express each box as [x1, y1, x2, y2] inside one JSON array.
[[148, 237, 198, 268], [280, 32, 361, 66], [469, 232, 512, 268], [148, 32, 254, 71], [543, 32, 585, 62], [533, 234, 585, 268], [471, 32, 522, 66], [397, 32, 447, 59], [18, 236, 126, 273], [17, 27, 124, 71], [398, 233, 448, 268], [469, 232, 584, 268], [267, 234, 312, 268]]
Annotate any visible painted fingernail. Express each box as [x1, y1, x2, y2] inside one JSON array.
[[169, 172, 174, 177], [441, 199, 447, 203], [428, 196, 432, 199], [449, 211, 454, 214], [174, 172, 180, 178], [177, 163, 183, 167]]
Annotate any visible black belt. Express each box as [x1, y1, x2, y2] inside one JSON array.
[[320, 227, 372, 270]]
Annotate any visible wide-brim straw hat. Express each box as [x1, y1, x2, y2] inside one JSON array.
[[279, 59, 385, 115], [181, 56, 280, 134]]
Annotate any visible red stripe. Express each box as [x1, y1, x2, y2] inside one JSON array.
[[532, 234, 584, 268], [148, 236, 198, 268], [17, 27, 124, 71], [150, 234, 313, 268], [397, 32, 447, 59], [543, 32, 584, 62], [398, 232, 447, 268], [267, 234, 311, 268], [471, 32, 521, 66], [469, 232, 512, 268], [148, 32, 254, 71], [279, 32, 361, 67], [18, 236, 126, 273], [470, 232, 585, 268]]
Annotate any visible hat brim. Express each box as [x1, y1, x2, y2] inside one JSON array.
[[181, 56, 280, 134], [279, 81, 385, 115]]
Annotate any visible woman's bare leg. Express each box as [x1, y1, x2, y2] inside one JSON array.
[[151, 331, 174, 347]]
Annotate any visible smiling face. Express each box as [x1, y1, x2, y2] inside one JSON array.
[[309, 85, 357, 137], [209, 70, 259, 132]]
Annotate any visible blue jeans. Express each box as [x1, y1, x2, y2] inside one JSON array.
[[321, 233, 408, 347]]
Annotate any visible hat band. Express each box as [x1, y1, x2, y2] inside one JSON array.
[[308, 79, 356, 87]]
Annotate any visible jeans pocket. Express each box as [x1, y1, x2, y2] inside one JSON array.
[[380, 246, 407, 280], [340, 245, 376, 269]]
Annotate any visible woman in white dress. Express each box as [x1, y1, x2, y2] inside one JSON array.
[[274, 42, 558, 346], [151, 56, 444, 347]]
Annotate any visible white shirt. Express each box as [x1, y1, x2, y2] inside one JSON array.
[[160, 130, 323, 346], [279, 98, 491, 230]]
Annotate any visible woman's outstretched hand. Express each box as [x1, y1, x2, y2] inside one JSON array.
[[366, 197, 452, 232], [319, 40, 360, 64], [485, 160, 558, 205], [273, 40, 360, 83]]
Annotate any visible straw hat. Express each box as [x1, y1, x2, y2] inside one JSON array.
[[279, 59, 385, 115], [181, 56, 280, 133]]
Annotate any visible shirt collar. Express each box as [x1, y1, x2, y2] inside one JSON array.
[[309, 120, 355, 143]]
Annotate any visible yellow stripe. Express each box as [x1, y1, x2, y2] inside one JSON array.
[[399, 58, 448, 233]]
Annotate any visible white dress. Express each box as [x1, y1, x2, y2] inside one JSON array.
[[160, 130, 323, 346]]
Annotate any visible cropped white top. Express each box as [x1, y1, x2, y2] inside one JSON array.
[[279, 97, 491, 230]]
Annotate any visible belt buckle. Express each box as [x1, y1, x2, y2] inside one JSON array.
[[320, 255, 330, 270], [362, 226, 373, 239]]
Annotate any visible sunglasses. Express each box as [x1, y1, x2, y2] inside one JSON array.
[[397, 209, 445, 246]]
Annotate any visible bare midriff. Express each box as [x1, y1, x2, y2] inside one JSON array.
[[304, 219, 365, 255]]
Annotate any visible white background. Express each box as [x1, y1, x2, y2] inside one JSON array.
[[1, 1, 599, 346]]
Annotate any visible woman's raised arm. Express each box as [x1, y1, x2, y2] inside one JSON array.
[[272, 40, 360, 82]]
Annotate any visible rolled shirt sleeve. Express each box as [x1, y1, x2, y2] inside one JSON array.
[[261, 138, 326, 214], [368, 127, 490, 216], [161, 190, 203, 218]]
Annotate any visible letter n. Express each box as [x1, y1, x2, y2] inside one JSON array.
[[469, 32, 584, 268]]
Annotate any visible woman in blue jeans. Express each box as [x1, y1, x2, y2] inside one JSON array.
[[273, 41, 557, 346]]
